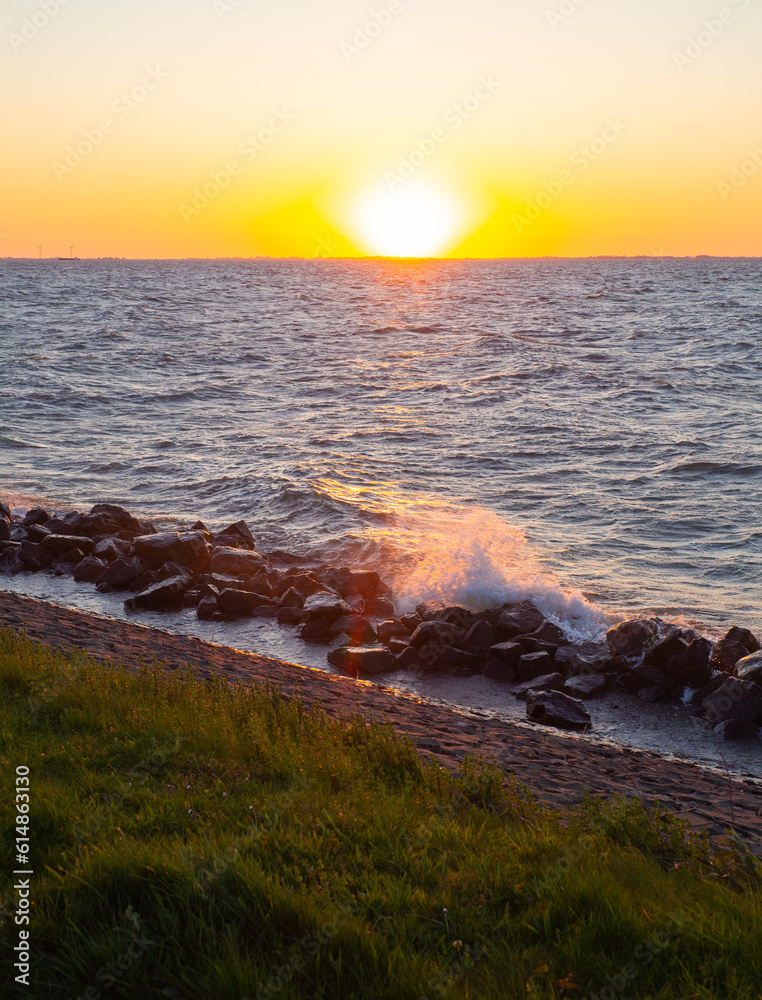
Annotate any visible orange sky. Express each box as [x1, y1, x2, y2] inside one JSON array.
[[2, 0, 761, 258]]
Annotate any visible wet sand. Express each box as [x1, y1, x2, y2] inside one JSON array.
[[2, 590, 761, 848]]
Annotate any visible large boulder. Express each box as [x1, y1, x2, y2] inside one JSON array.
[[322, 567, 384, 600], [209, 546, 265, 578], [710, 637, 750, 675], [461, 620, 499, 655], [96, 557, 145, 592], [736, 652, 762, 688], [42, 534, 95, 556], [0, 546, 24, 574], [700, 676, 762, 727], [513, 673, 564, 700], [526, 690, 592, 732], [303, 592, 354, 622], [489, 641, 524, 667], [518, 650, 555, 681], [725, 626, 760, 655], [564, 674, 608, 699], [212, 520, 256, 551], [329, 615, 377, 645], [531, 621, 570, 646], [42, 517, 79, 537], [664, 637, 712, 689], [93, 538, 132, 563], [79, 504, 142, 537], [217, 589, 274, 617], [125, 575, 191, 612], [22, 508, 50, 526], [0, 501, 11, 520], [482, 657, 518, 683], [418, 645, 480, 675], [134, 531, 212, 574], [74, 556, 107, 583], [606, 619, 658, 661], [327, 645, 395, 675], [408, 620, 461, 650], [495, 601, 545, 639], [555, 641, 611, 677], [377, 620, 413, 645], [643, 628, 690, 669], [18, 540, 53, 571], [0, 519, 9, 542]]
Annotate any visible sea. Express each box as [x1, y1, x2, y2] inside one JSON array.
[[2, 257, 761, 776]]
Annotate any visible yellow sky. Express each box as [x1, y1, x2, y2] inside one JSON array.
[[2, 0, 761, 258]]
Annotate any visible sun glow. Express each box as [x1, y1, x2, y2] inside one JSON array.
[[352, 184, 464, 257]]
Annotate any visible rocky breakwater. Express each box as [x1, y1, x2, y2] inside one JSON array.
[[2, 500, 762, 742]]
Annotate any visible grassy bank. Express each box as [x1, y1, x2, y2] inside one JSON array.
[[0, 629, 761, 1000]]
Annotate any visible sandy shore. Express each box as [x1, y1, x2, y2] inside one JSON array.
[[2, 589, 761, 847]]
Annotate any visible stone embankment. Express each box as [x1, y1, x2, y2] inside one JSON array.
[[2, 500, 761, 739]]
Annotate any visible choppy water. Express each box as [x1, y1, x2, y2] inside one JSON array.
[[2, 257, 761, 637]]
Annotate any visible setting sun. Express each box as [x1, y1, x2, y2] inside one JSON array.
[[352, 184, 464, 257]]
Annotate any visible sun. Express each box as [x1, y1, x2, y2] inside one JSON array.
[[353, 184, 463, 257]]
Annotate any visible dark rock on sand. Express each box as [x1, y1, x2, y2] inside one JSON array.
[[0, 547, 24, 574], [513, 673, 565, 699], [482, 657, 518, 683], [19, 540, 53, 571], [518, 650, 555, 681], [462, 620, 499, 655], [43, 517, 79, 537], [278, 587, 305, 610], [701, 676, 762, 727], [79, 504, 142, 538], [364, 597, 395, 619], [327, 645, 395, 676], [620, 662, 671, 692], [26, 523, 51, 543], [554, 641, 610, 676], [606, 619, 658, 661], [643, 627, 689, 669], [422, 646, 480, 675], [277, 606, 308, 626], [377, 620, 412, 645], [409, 621, 460, 650], [388, 638, 409, 655], [532, 621, 570, 646], [736, 652, 762, 687], [637, 685, 670, 704], [664, 637, 712, 689], [709, 637, 749, 675], [329, 615, 377, 645], [303, 592, 354, 622], [489, 641, 523, 667], [22, 508, 50, 526], [526, 689, 591, 732], [0, 501, 11, 520], [96, 557, 145, 593], [395, 646, 424, 671], [564, 674, 608, 699], [217, 589, 273, 617], [125, 575, 191, 612], [0, 519, 9, 542], [197, 595, 219, 621], [134, 531, 212, 574]]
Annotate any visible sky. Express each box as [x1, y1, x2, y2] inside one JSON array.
[[2, 0, 761, 258]]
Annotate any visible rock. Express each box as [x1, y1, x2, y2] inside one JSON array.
[[462, 620, 499, 655], [396, 646, 424, 670], [709, 638, 750, 675], [664, 637, 712, 689], [713, 720, 758, 740], [735, 652, 762, 687], [495, 601, 545, 639], [278, 587, 304, 610], [249, 605, 278, 619], [364, 597, 395, 619], [18, 540, 53, 571], [0, 547, 24, 574], [156, 561, 193, 582], [408, 621, 460, 650], [516, 637, 558, 657], [93, 538, 132, 563], [643, 628, 690, 668], [96, 557, 145, 592], [554, 642, 610, 676], [419, 646, 480, 675], [327, 645, 396, 675], [53, 548, 86, 568], [277, 606, 308, 626], [212, 520, 256, 551], [701, 676, 762, 727], [134, 570, 162, 592], [513, 673, 565, 700], [0, 501, 11, 520], [125, 575, 191, 612], [42, 517, 79, 537], [377, 620, 412, 645], [606, 619, 658, 661], [329, 615, 377, 645], [196, 595, 219, 621], [532, 621, 570, 646], [0, 520, 9, 542], [26, 523, 51, 542], [22, 508, 50, 526], [637, 685, 669, 704], [388, 638, 409, 655], [42, 534, 95, 556], [79, 504, 141, 538], [303, 592, 354, 622], [526, 690, 591, 731], [620, 663, 671, 692], [400, 613, 423, 631], [489, 641, 523, 667], [134, 531, 212, 574], [322, 567, 384, 600], [74, 556, 107, 583], [191, 520, 209, 532], [564, 674, 607, 699], [724, 626, 760, 655], [482, 657, 518, 683], [518, 650, 555, 681], [217, 589, 273, 617], [209, 546, 265, 578]]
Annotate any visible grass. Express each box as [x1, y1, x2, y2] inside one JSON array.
[[0, 628, 761, 1000]]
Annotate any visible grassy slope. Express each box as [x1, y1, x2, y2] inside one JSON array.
[[0, 629, 761, 1000]]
